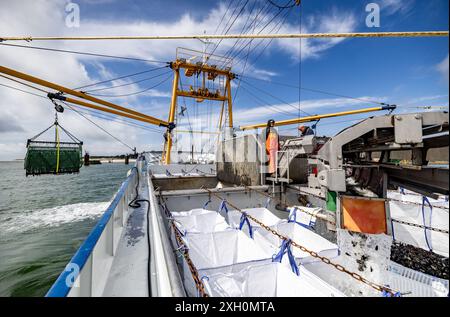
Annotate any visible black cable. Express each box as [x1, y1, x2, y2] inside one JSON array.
[[88, 74, 172, 97], [236, 7, 292, 68], [0, 42, 167, 64], [127, 165, 152, 297], [239, 82, 296, 117], [0, 82, 47, 99], [240, 78, 313, 115], [62, 101, 136, 151], [232, 7, 292, 102], [0, 80, 164, 134], [83, 70, 172, 93], [0, 74, 48, 93], [227, 1, 287, 62], [224, 1, 271, 60], [239, 75, 389, 106], [208, 0, 250, 59], [74, 65, 169, 90], [221, 0, 258, 61], [266, 0, 297, 9], [67, 105, 163, 133]]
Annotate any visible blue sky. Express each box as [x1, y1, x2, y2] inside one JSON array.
[[0, 0, 448, 159]]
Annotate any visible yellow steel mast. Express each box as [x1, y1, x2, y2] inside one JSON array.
[[162, 56, 236, 164]]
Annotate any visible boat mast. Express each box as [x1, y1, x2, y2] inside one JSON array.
[[162, 49, 236, 164]]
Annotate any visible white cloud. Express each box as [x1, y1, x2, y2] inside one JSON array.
[[233, 95, 387, 126], [0, 1, 377, 161], [274, 8, 357, 61], [380, 0, 415, 16], [436, 54, 449, 83]]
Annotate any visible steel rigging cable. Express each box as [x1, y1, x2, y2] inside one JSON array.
[[207, 0, 250, 59], [87, 74, 172, 97], [239, 77, 314, 115], [66, 105, 164, 133], [74, 65, 169, 90], [0, 81, 164, 134], [266, 0, 299, 9], [83, 70, 172, 93], [239, 74, 395, 107], [0, 42, 167, 64], [62, 101, 136, 151], [232, 7, 293, 102]]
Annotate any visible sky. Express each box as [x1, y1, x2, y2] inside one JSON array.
[[0, 0, 448, 160]]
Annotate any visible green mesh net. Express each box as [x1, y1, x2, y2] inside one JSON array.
[[24, 118, 83, 176], [24, 142, 83, 176]]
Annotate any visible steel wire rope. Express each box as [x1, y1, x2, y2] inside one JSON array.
[[0, 42, 167, 64], [74, 65, 169, 90], [61, 101, 136, 151], [87, 74, 172, 97], [83, 70, 172, 93]]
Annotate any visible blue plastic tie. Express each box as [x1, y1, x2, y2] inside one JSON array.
[[239, 212, 253, 239], [272, 239, 299, 276], [421, 196, 433, 252]]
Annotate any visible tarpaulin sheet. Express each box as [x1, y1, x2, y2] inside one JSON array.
[[203, 262, 345, 297]]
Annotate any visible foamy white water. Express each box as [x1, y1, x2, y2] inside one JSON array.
[[0, 202, 110, 235]]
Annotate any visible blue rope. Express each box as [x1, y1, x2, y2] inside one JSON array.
[[421, 196, 433, 252], [382, 290, 401, 297], [203, 198, 212, 209], [288, 208, 313, 229], [218, 200, 229, 214], [272, 239, 299, 276], [390, 217, 396, 241], [239, 212, 253, 239], [264, 197, 271, 208]]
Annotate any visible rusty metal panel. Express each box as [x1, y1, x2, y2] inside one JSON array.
[[340, 195, 387, 234]]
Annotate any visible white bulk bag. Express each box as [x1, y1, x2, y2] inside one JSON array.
[[227, 208, 281, 238], [288, 206, 322, 228], [181, 230, 272, 296], [203, 262, 345, 297], [171, 208, 216, 217], [388, 198, 449, 257], [184, 230, 272, 270], [172, 211, 230, 234], [253, 221, 338, 261]]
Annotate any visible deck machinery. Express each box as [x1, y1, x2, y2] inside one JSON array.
[[275, 111, 449, 235]]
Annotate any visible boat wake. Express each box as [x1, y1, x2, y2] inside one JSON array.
[[0, 202, 109, 235]]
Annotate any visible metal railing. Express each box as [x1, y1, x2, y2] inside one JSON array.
[[46, 166, 139, 297], [275, 150, 291, 182]]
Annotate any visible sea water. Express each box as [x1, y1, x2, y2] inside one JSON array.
[[0, 161, 131, 296]]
